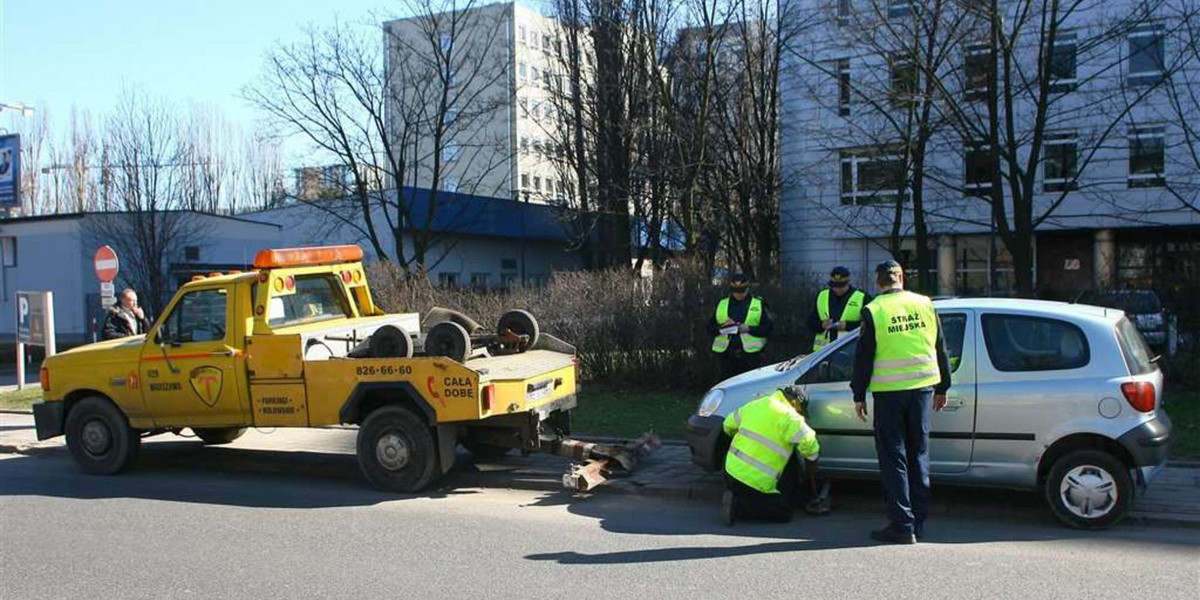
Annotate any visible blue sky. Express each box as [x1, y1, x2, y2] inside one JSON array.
[[0, 0, 399, 159]]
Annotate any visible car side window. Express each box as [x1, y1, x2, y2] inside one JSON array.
[[981, 313, 1089, 372], [799, 339, 858, 384], [939, 313, 967, 373], [159, 288, 228, 344]]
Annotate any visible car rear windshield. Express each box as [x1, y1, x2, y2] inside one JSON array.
[[1116, 317, 1157, 375], [267, 274, 352, 327]]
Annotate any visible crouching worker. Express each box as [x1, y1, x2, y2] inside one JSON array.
[[721, 385, 828, 525]]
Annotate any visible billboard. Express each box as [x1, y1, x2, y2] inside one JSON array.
[[0, 134, 19, 208]]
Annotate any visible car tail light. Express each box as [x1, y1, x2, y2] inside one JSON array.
[[40, 367, 50, 392], [482, 384, 495, 412], [341, 270, 353, 284], [1121, 381, 1156, 413], [285, 276, 295, 291]]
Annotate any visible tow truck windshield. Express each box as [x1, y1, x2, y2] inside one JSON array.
[[267, 274, 352, 327]]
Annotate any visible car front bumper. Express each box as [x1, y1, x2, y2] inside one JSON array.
[[685, 414, 726, 472]]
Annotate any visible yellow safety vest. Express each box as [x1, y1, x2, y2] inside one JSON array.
[[865, 291, 941, 392], [713, 296, 766, 354], [722, 391, 820, 494], [813, 288, 866, 352]]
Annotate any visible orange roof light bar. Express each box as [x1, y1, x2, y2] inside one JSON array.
[[252, 245, 364, 269]]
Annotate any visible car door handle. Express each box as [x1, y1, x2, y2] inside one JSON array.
[[210, 347, 237, 357], [941, 398, 965, 411]]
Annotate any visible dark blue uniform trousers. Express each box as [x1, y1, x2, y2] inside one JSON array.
[[872, 387, 933, 534]]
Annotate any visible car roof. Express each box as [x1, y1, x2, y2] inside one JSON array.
[[932, 297, 1123, 323]]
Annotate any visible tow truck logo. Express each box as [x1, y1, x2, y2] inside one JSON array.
[[189, 367, 223, 408]]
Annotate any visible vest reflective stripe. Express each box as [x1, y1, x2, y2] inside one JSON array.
[[737, 428, 792, 461], [713, 296, 766, 354], [729, 447, 780, 479], [871, 368, 940, 384], [874, 355, 938, 369], [813, 289, 866, 352], [867, 291, 941, 392], [789, 423, 815, 444]]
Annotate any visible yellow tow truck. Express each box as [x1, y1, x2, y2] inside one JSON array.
[[32, 245, 579, 492]]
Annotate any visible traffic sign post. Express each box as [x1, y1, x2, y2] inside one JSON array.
[[15, 291, 55, 391], [94, 245, 119, 307]]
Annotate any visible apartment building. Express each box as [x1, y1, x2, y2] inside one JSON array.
[[780, 0, 1200, 298], [384, 2, 579, 205]]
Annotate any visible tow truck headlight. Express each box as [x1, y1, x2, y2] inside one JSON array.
[[698, 389, 725, 417]]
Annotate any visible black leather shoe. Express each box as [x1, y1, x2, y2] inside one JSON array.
[[871, 527, 917, 545], [915, 525, 924, 541]]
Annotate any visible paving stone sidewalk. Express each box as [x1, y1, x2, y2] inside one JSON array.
[[2, 412, 1196, 526]]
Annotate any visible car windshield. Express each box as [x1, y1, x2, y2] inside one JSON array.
[[1084, 291, 1161, 314], [267, 274, 352, 327]]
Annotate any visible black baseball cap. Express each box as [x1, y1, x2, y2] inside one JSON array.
[[829, 266, 851, 286], [876, 260, 904, 283], [729, 273, 750, 291]]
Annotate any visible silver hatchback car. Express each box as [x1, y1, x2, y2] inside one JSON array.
[[685, 299, 1172, 529]]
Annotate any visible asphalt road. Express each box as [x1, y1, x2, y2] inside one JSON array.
[[1, 453, 1197, 600]]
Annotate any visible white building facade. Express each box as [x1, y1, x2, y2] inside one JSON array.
[[780, 0, 1200, 299]]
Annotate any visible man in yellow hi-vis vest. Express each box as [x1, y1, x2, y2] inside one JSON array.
[[709, 273, 773, 381], [720, 385, 829, 525], [851, 260, 952, 545], [808, 266, 871, 352]]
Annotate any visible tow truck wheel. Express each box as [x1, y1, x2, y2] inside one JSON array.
[[497, 309, 540, 351], [1044, 449, 1132, 529], [192, 427, 247, 445], [356, 405, 438, 493], [64, 396, 141, 475], [425, 321, 471, 363]]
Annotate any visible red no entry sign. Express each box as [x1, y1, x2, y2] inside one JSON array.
[[94, 245, 119, 283]]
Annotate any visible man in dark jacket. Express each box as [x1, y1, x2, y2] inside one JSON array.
[[850, 261, 952, 544], [707, 273, 773, 381], [807, 266, 871, 352], [102, 288, 151, 340]]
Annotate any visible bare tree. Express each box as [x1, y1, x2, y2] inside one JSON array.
[[83, 92, 210, 314], [245, 0, 511, 275]]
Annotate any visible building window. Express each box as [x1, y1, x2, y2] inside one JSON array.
[[531, 66, 540, 85], [519, 26, 527, 44], [520, 136, 529, 153], [964, 140, 992, 197], [185, 246, 201, 261], [443, 176, 459, 193], [533, 176, 541, 191], [501, 258, 518, 270], [502, 273, 519, 287], [1049, 31, 1078, 93], [521, 173, 530, 189], [438, 32, 452, 54], [964, 43, 992, 102], [888, 0, 913, 19], [470, 273, 490, 290], [518, 62, 527, 81], [529, 31, 539, 49], [437, 272, 460, 287], [836, 58, 851, 116], [890, 53, 918, 105], [441, 142, 460, 163], [442, 108, 458, 127], [837, 0, 852, 24], [1128, 125, 1166, 188], [1043, 131, 1078, 192], [1128, 25, 1165, 86], [840, 149, 905, 205], [2, 236, 17, 267]]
